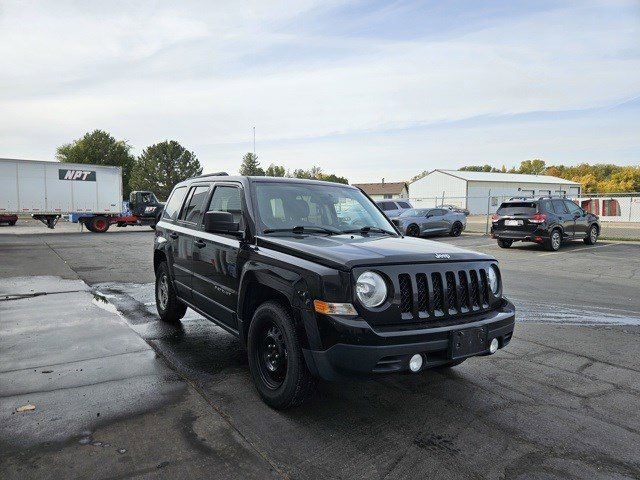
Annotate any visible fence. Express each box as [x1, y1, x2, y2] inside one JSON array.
[[408, 192, 640, 240]]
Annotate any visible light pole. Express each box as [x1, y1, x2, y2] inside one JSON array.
[[253, 126, 256, 156]]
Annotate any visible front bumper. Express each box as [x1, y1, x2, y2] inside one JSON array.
[[302, 300, 515, 381]]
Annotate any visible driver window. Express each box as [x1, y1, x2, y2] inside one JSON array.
[[207, 186, 244, 228]]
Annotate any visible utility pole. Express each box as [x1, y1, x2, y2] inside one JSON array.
[[253, 126, 256, 155]]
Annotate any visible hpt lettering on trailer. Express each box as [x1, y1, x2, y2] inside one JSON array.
[[58, 169, 96, 181]]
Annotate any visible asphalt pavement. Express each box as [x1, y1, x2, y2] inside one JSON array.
[[1, 224, 639, 479]]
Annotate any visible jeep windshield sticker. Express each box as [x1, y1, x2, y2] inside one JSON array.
[[58, 169, 96, 181]]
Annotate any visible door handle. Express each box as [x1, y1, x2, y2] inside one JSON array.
[[194, 239, 206, 248], [169, 232, 179, 239]]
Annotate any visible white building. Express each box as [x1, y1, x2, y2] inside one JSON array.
[[409, 170, 581, 214]]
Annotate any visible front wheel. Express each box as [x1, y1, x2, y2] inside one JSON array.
[[247, 301, 317, 409], [546, 229, 562, 251], [497, 239, 513, 248], [155, 261, 187, 323], [449, 222, 463, 237], [584, 225, 598, 245]]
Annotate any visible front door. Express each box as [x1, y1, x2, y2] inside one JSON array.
[[191, 184, 245, 330], [565, 200, 589, 237]]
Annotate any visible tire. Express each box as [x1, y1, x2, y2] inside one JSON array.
[[497, 239, 513, 248], [90, 216, 110, 233], [83, 220, 96, 233], [155, 261, 187, 323], [449, 222, 463, 237], [9, 220, 17, 226], [247, 301, 317, 409], [546, 229, 562, 251], [406, 224, 420, 237], [584, 225, 598, 245], [434, 359, 466, 369]]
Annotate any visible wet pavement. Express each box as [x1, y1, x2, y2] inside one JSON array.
[[1, 230, 640, 479]]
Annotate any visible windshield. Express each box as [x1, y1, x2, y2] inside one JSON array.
[[253, 182, 397, 235], [399, 209, 426, 217], [497, 202, 537, 216]]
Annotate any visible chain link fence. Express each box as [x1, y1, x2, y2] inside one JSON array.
[[408, 192, 640, 240]]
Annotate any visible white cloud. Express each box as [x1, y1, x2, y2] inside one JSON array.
[[0, 0, 638, 181]]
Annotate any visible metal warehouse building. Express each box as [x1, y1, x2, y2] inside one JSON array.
[[409, 170, 581, 214]]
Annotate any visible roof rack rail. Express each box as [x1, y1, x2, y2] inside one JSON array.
[[508, 196, 533, 201]]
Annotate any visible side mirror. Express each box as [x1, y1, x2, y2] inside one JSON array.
[[203, 211, 240, 234]]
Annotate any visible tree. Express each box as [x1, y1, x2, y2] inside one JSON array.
[[459, 165, 500, 172], [265, 164, 286, 177], [56, 130, 135, 197], [130, 141, 202, 200], [239, 152, 264, 176], [517, 159, 546, 175], [289, 166, 348, 184]]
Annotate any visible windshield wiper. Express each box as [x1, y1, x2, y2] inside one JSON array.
[[343, 226, 395, 236], [263, 225, 341, 235]]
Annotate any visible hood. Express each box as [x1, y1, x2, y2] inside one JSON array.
[[256, 234, 493, 270]]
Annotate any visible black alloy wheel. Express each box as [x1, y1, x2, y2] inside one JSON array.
[[406, 224, 420, 237]]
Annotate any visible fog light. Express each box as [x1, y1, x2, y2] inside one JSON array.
[[409, 354, 423, 372], [489, 338, 499, 354]]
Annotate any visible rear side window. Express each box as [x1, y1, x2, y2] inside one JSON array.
[[162, 186, 187, 221], [382, 202, 397, 211], [497, 202, 537, 216], [552, 200, 568, 214], [539, 200, 554, 213], [397, 202, 411, 209], [180, 185, 210, 224]]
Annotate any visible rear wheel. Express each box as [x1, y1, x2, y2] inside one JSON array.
[[497, 239, 513, 248], [546, 229, 562, 251], [90, 216, 110, 233], [155, 261, 187, 323], [247, 301, 317, 409], [8, 220, 16, 226], [406, 224, 420, 237], [584, 225, 598, 245], [449, 222, 463, 237]]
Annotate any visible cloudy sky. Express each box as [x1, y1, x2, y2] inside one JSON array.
[[1, 0, 638, 183]]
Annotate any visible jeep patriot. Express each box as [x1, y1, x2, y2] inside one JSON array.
[[154, 175, 515, 408]]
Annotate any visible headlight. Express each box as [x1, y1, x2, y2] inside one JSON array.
[[488, 265, 500, 295], [355, 271, 388, 308]]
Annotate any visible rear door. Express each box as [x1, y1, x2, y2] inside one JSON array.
[[191, 183, 245, 330], [551, 199, 573, 237], [160, 186, 190, 296], [174, 184, 211, 299]]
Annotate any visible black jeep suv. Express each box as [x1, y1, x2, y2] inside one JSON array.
[[491, 197, 600, 251], [153, 175, 515, 408]]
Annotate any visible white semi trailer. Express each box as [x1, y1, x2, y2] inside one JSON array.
[[0, 158, 162, 232]]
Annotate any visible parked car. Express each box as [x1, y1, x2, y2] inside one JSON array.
[[0, 214, 18, 226], [440, 204, 470, 216], [392, 208, 466, 237], [154, 175, 514, 409], [491, 197, 600, 251], [375, 199, 413, 218]]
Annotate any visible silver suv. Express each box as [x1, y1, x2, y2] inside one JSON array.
[[376, 200, 413, 218]]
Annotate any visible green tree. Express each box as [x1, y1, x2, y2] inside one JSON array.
[[289, 166, 348, 184], [239, 152, 264, 176], [56, 129, 135, 197], [265, 164, 286, 177], [459, 165, 500, 172], [517, 159, 546, 175], [131, 141, 202, 200]]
